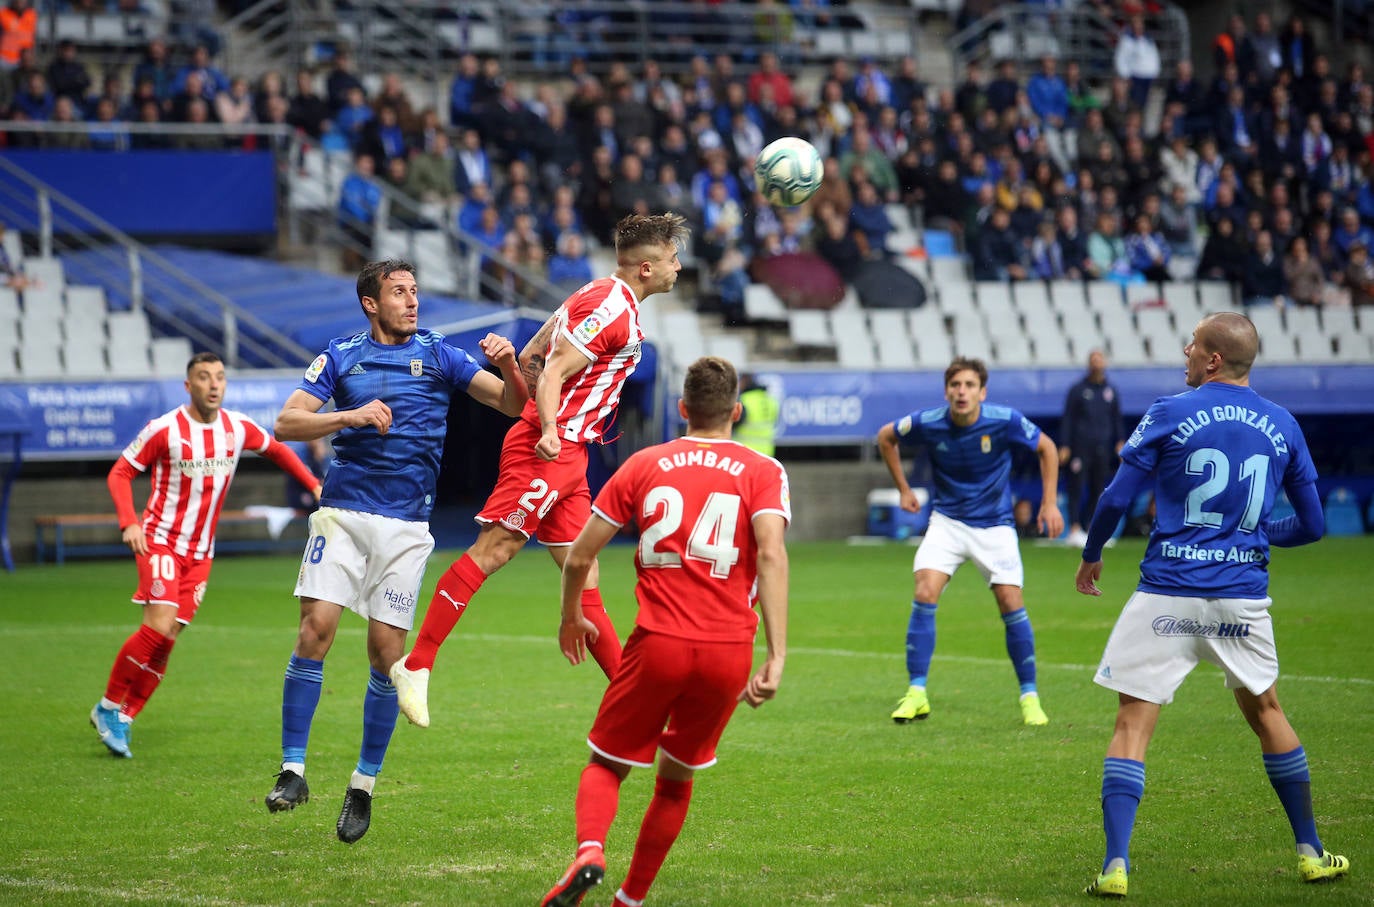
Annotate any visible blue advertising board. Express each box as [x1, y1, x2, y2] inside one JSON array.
[[0, 375, 300, 459], [0, 150, 277, 236], [674, 364, 1374, 445]]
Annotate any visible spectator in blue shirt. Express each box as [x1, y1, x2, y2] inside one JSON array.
[[1027, 56, 1069, 130], [173, 44, 230, 100], [337, 153, 382, 271], [547, 230, 594, 291]]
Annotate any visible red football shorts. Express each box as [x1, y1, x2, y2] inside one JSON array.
[[587, 628, 754, 770], [477, 420, 592, 545], [132, 544, 213, 625]]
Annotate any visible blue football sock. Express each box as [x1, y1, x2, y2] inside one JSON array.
[[357, 667, 399, 777], [281, 654, 324, 767], [905, 601, 937, 686], [1263, 747, 1322, 854], [1001, 607, 1037, 695], [1101, 757, 1145, 873]]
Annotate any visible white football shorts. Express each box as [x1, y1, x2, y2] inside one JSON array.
[[293, 506, 434, 630], [911, 511, 1024, 587], [1094, 592, 1277, 704]]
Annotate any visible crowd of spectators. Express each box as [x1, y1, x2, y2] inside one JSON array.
[[1, 4, 1373, 314]]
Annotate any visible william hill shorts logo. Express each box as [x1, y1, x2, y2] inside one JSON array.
[[1152, 616, 1251, 638]]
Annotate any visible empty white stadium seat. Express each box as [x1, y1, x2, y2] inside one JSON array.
[[1, 230, 22, 268], [1259, 331, 1300, 364], [22, 257, 64, 290], [929, 256, 969, 288], [1032, 332, 1076, 367], [1321, 307, 1357, 340], [936, 281, 974, 316], [743, 282, 788, 321], [1125, 281, 1163, 307], [1109, 334, 1151, 366], [993, 333, 1034, 366], [150, 337, 194, 375], [19, 311, 63, 347], [1085, 281, 1125, 314], [789, 310, 834, 348], [63, 285, 107, 322], [21, 283, 64, 312], [703, 333, 750, 368], [914, 329, 954, 366], [0, 287, 18, 320], [18, 336, 66, 378], [107, 311, 152, 350], [830, 310, 874, 367], [1196, 281, 1235, 313]]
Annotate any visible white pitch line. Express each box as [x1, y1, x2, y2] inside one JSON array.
[[0, 875, 260, 906], [9, 624, 1371, 687]]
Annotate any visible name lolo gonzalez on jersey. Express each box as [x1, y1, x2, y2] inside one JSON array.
[[1167, 404, 1290, 455]]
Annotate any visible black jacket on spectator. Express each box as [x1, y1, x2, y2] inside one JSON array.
[[1241, 250, 1286, 299], [1197, 224, 1248, 283], [288, 89, 330, 140], [973, 223, 1023, 280]]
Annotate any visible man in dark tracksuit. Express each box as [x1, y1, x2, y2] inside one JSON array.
[[1060, 349, 1123, 546]]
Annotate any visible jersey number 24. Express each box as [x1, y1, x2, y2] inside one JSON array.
[[638, 487, 742, 579]]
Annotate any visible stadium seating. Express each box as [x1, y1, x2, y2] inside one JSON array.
[[1323, 488, 1365, 537]]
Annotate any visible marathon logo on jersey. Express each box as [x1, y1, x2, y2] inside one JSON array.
[[1128, 414, 1153, 448], [1152, 616, 1251, 638], [178, 456, 237, 478], [305, 353, 328, 383], [410, 359, 423, 377], [980, 434, 991, 453], [382, 586, 415, 615]]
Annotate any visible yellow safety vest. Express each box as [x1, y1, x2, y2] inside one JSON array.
[[736, 387, 779, 456]]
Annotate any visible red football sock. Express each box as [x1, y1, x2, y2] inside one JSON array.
[[104, 624, 164, 707], [574, 761, 624, 849], [621, 775, 694, 902], [581, 589, 622, 680], [406, 554, 486, 671], [123, 635, 175, 718]]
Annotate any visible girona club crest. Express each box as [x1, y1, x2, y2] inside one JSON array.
[[505, 510, 526, 530]]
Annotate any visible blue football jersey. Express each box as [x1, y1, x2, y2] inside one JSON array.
[[298, 329, 482, 521], [1123, 382, 1317, 597], [895, 403, 1043, 528]]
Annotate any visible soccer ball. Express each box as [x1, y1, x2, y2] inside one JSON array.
[[754, 137, 823, 207]]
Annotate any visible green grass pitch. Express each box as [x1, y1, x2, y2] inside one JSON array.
[[2, 537, 1370, 905]]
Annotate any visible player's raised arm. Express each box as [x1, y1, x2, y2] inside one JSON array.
[[517, 311, 559, 397], [275, 388, 392, 440], [466, 332, 530, 417]]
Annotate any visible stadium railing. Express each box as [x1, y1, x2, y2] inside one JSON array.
[[222, 0, 924, 89], [0, 135, 314, 370], [949, 2, 1190, 84]]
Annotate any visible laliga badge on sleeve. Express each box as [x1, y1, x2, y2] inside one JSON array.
[[304, 354, 328, 383], [410, 359, 423, 377]]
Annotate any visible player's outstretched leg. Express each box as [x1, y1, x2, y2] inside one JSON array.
[[1002, 608, 1046, 725], [1088, 758, 1145, 896], [395, 555, 488, 727], [540, 845, 605, 907], [893, 600, 936, 722], [267, 654, 322, 811], [1263, 745, 1349, 884], [336, 779, 373, 844], [89, 700, 132, 758], [890, 685, 930, 722], [1299, 851, 1350, 883]]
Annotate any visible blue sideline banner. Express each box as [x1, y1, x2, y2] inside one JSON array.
[[738, 365, 1374, 446], [0, 376, 300, 459], [0, 150, 277, 236]]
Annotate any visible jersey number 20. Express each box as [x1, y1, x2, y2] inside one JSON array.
[[638, 487, 742, 579]]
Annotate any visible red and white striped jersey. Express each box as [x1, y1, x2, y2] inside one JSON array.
[[521, 276, 644, 444], [591, 436, 791, 643], [121, 406, 271, 558]]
